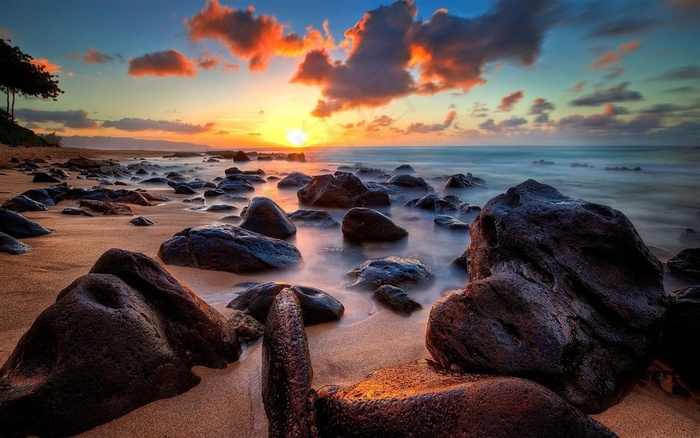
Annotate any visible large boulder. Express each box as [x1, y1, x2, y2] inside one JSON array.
[[239, 197, 296, 239], [227, 281, 344, 325], [658, 286, 700, 390], [0, 209, 52, 238], [216, 174, 256, 193], [298, 172, 390, 208], [262, 290, 317, 437], [345, 256, 434, 291], [342, 207, 408, 242], [158, 224, 302, 273], [0, 249, 240, 437], [443, 172, 486, 189], [20, 188, 56, 206], [277, 171, 312, 188], [233, 150, 251, 162], [403, 194, 457, 213], [316, 359, 615, 438], [426, 180, 667, 413], [384, 174, 432, 191]]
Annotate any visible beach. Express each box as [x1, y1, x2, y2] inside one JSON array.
[[0, 144, 698, 437]]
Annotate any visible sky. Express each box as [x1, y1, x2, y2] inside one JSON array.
[[1, 0, 699, 149]]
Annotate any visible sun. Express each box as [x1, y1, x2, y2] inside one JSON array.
[[286, 129, 308, 147]]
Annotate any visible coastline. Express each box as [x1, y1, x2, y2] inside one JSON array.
[[0, 145, 698, 437]]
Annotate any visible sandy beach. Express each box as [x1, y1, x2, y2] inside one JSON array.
[[0, 145, 698, 437]]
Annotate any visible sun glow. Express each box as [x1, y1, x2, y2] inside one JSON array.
[[286, 129, 308, 147]]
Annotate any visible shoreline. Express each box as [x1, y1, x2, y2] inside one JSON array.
[[0, 145, 698, 437]]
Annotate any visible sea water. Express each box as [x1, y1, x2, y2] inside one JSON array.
[[136, 145, 700, 318]]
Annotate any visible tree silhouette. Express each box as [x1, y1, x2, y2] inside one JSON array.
[[0, 39, 63, 120]]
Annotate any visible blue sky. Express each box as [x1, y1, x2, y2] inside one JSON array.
[[2, 0, 699, 148]]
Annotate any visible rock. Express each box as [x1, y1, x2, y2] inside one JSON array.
[[315, 359, 615, 438], [50, 168, 71, 179], [0, 231, 30, 254], [139, 177, 171, 185], [204, 189, 225, 197], [225, 167, 265, 176], [667, 248, 700, 280], [426, 180, 667, 413], [174, 184, 197, 195], [183, 197, 205, 204], [0, 249, 240, 437], [216, 174, 255, 193], [298, 172, 390, 208], [239, 197, 296, 239], [141, 192, 171, 203], [434, 215, 469, 230], [262, 290, 316, 438], [403, 194, 457, 212], [1, 194, 49, 212], [533, 159, 555, 165], [130, 216, 155, 226], [393, 164, 415, 174], [227, 282, 344, 325], [679, 228, 700, 245], [277, 171, 312, 188], [0, 209, 52, 238], [286, 152, 306, 162], [32, 172, 61, 183], [341, 207, 408, 242], [63, 157, 116, 170], [20, 188, 56, 206], [373, 285, 422, 315], [80, 199, 134, 215], [345, 256, 434, 291], [228, 310, 264, 343], [61, 207, 95, 217], [605, 166, 641, 171], [158, 224, 302, 273], [75, 188, 153, 206], [288, 209, 340, 228], [233, 150, 251, 162], [206, 204, 237, 212], [443, 173, 486, 189], [384, 174, 432, 191], [450, 248, 468, 270], [659, 286, 700, 391]]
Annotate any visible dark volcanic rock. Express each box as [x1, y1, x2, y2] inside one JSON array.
[[32, 172, 61, 183], [233, 150, 251, 162], [0, 231, 30, 254], [434, 215, 469, 230], [1, 194, 49, 212], [20, 188, 56, 206], [216, 174, 256, 193], [0, 249, 240, 437], [443, 173, 486, 190], [298, 172, 390, 208], [130, 216, 155, 226], [227, 281, 344, 325], [426, 179, 667, 413], [80, 199, 134, 215], [659, 286, 700, 390], [345, 256, 434, 291], [239, 197, 296, 239], [0, 209, 52, 238], [288, 209, 340, 227], [384, 174, 432, 191], [277, 171, 312, 188], [403, 194, 457, 213], [158, 224, 302, 273], [667, 248, 700, 280], [342, 207, 408, 242], [316, 359, 615, 438], [373, 285, 422, 315], [262, 290, 316, 438]]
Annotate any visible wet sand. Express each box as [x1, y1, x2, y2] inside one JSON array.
[[0, 145, 698, 437]]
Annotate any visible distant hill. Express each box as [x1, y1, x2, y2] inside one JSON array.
[[61, 136, 211, 151], [0, 112, 49, 147]]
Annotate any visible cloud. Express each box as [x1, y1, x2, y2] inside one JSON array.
[[557, 106, 660, 134], [69, 48, 115, 64], [102, 118, 213, 133], [529, 97, 555, 114], [570, 82, 643, 106], [665, 86, 698, 94], [30, 58, 61, 74], [366, 115, 395, 132], [571, 81, 586, 93], [186, 0, 332, 71], [15, 109, 97, 128], [470, 102, 490, 118], [602, 103, 629, 116], [619, 41, 641, 53], [498, 91, 524, 112], [592, 51, 621, 69], [197, 50, 222, 70], [405, 110, 456, 133], [128, 49, 197, 77], [650, 65, 700, 81], [292, 0, 559, 117], [479, 116, 527, 132]]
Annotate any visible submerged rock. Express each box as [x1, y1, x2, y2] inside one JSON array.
[[239, 197, 296, 240], [404, 194, 457, 213], [227, 281, 344, 325], [158, 224, 302, 273], [0, 209, 52, 238], [0, 249, 241, 437], [288, 209, 340, 228], [277, 171, 313, 188], [316, 359, 615, 438], [298, 172, 390, 208], [434, 215, 469, 230], [262, 290, 316, 438], [426, 179, 667, 413], [384, 174, 432, 191], [443, 173, 486, 190], [0, 231, 30, 254], [216, 174, 256, 193], [659, 286, 700, 391], [373, 285, 422, 315], [342, 207, 408, 242], [345, 256, 434, 291]]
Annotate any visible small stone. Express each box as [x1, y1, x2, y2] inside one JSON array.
[[130, 216, 155, 226]]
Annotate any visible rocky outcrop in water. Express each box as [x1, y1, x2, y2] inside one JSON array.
[[239, 197, 296, 240], [298, 172, 390, 208], [278, 171, 313, 188], [158, 224, 302, 273], [373, 285, 422, 315], [0, 249, 241, 437], [667, 248, 700, 281], [233, 151, 251, 162], [426, 179, 667, 413], [384, 174, 432, 191], [342, 208, 408, 242], [443, 173, 486, 190], [345, 256, 434, 291], [288, 209, 340, 228], [404, 194, 457, 213]]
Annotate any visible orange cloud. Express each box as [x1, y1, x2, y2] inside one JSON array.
[[498, 91, 524, 111], [30, 58, 61, 74], [128, 50, 197, 77], [593, 51, 621, 69], [619, 40, 641, 53], [186, 0, 332, 71]]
